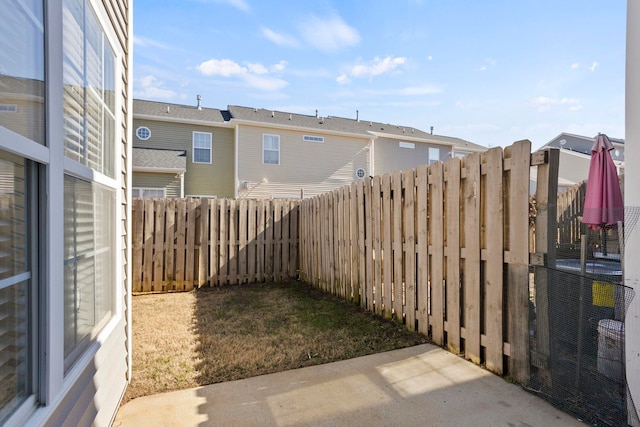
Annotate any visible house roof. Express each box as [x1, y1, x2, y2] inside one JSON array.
[[132, 148, 186, 172], [133, 99, 231, 123], [543, 132, 624, 154], [131, 99, 487, 152], [227, 105, 483, 151]]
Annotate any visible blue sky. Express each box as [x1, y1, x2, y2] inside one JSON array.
[[132, 0, 626, 149]]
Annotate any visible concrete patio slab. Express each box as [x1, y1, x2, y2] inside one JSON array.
[[113, 344, 582, 427]]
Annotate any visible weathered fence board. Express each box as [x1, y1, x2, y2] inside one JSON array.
[[132, 198, 300, 292], [298, 140, 534, 382]]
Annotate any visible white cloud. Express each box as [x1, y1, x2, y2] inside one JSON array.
[[197, 59, 246, 76], [362, 84, 441, 96], [299, 15, 360, 53], [193, 0, 250, 12], [571, 63, 580, 69], [247, 63, 269, 75], [532, 96, 582, 112], [134, 75, 177, 99], [336, 74, 351, 85], [261, 27, 300, 48], [590, 61, 599, 72], [196, 58, 288, 91], [243, 74, 288, 91], [479, 66, 487, 71], [270, 60, 288, 73], [133, 35, 170, 49], [349, 56, 407, 78]]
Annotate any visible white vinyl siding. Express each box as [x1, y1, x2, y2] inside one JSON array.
[[192, 131, 212, 164], [263, 134, 280, 165], [237, 126, 369, 199]]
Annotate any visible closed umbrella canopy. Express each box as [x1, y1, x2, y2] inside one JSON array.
[[582, 133, 624, 231]]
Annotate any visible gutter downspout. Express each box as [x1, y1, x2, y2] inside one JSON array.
[[234, 123, 239, 198], [125, 0, 134, 384], [369, 137, 375, 177], [180, 173, 185, 197]]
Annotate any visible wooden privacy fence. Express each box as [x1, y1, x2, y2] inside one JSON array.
[[132, 198, 300, 292], [299, 140, 535, 382]]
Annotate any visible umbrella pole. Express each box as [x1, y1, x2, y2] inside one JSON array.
[[603, 228, 608, 256], [575, 235, 587, 390]]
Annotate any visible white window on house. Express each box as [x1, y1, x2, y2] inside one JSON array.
[[63, 176, 115, 370], [62, 0, 116, 178], [132, 187, 166, 198], [192, 131, 212, 163], [399, 141, 415, 149], [429, 147, 440, 165], [0, 1, 44, 423], [303, 135, 324, 143], [136, 126, 151, 140], [263, 134, 280, 165], [0, 104, 17, 113], [62, 0, 118, 373]]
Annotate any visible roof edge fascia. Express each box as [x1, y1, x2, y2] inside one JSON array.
[[134, 113, 233, 128], [133, 166, 186, 174], [231, 119, 372, 140]]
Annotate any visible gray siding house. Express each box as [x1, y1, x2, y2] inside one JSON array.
[[532, 132, 625, 191], [0, 0, 132, 425], [133, 100, 486, 199], [133, 100, 236, 198]]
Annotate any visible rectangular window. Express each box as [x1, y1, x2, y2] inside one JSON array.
[[303, 135, 324, 143], [192, 132, 212, 163], [0, 105, 18, 113], [263, 134, 280, 165], [0, 0, 44, 423], [132, 187, 166, 198], [0, 151, 35, 424], [61, 0, 119, 374], [63, 176, 115, 371], [429, 147, 440, 165], [399, 141, 415, 149], [63, 0, 116, 178]]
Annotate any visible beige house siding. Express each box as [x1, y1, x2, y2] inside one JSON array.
[[133, 118, 235, 198], [236, 124, 370, 198], [374, 137, 452, 176], [133, 172, 182, 197]]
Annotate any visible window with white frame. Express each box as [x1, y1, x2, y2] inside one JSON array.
[[132, 187, 165, 198], [263, 134, 280, 165], [429, 147, 440, 165], [62, 0, 118, 372], [136, 126, 151, 140], [303, 135, 324, 143], [0, 0, 44, 423], [192, 132, 212, 163]]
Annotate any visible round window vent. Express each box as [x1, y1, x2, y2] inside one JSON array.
[[136, 126, 151, 140], [355, 168, 366, 179]]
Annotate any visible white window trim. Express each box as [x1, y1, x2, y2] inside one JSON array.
[[192, 131, 212, 164], [136, 126, 151, 140], [303, 135, 324, 143], [262, 134, 280, 165], [132, 187, 166, 198], [399, 141, 415, 149]]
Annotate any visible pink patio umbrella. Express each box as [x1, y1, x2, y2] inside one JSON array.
[[582, 134, 624, 252]]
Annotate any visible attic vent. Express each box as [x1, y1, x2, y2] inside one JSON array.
[[355, 168, 366, 179]]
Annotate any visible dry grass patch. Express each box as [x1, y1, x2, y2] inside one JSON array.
[[123, 281, 428, 404]]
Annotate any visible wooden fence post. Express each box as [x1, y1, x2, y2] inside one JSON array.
[[531, 147, 559, 388]]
